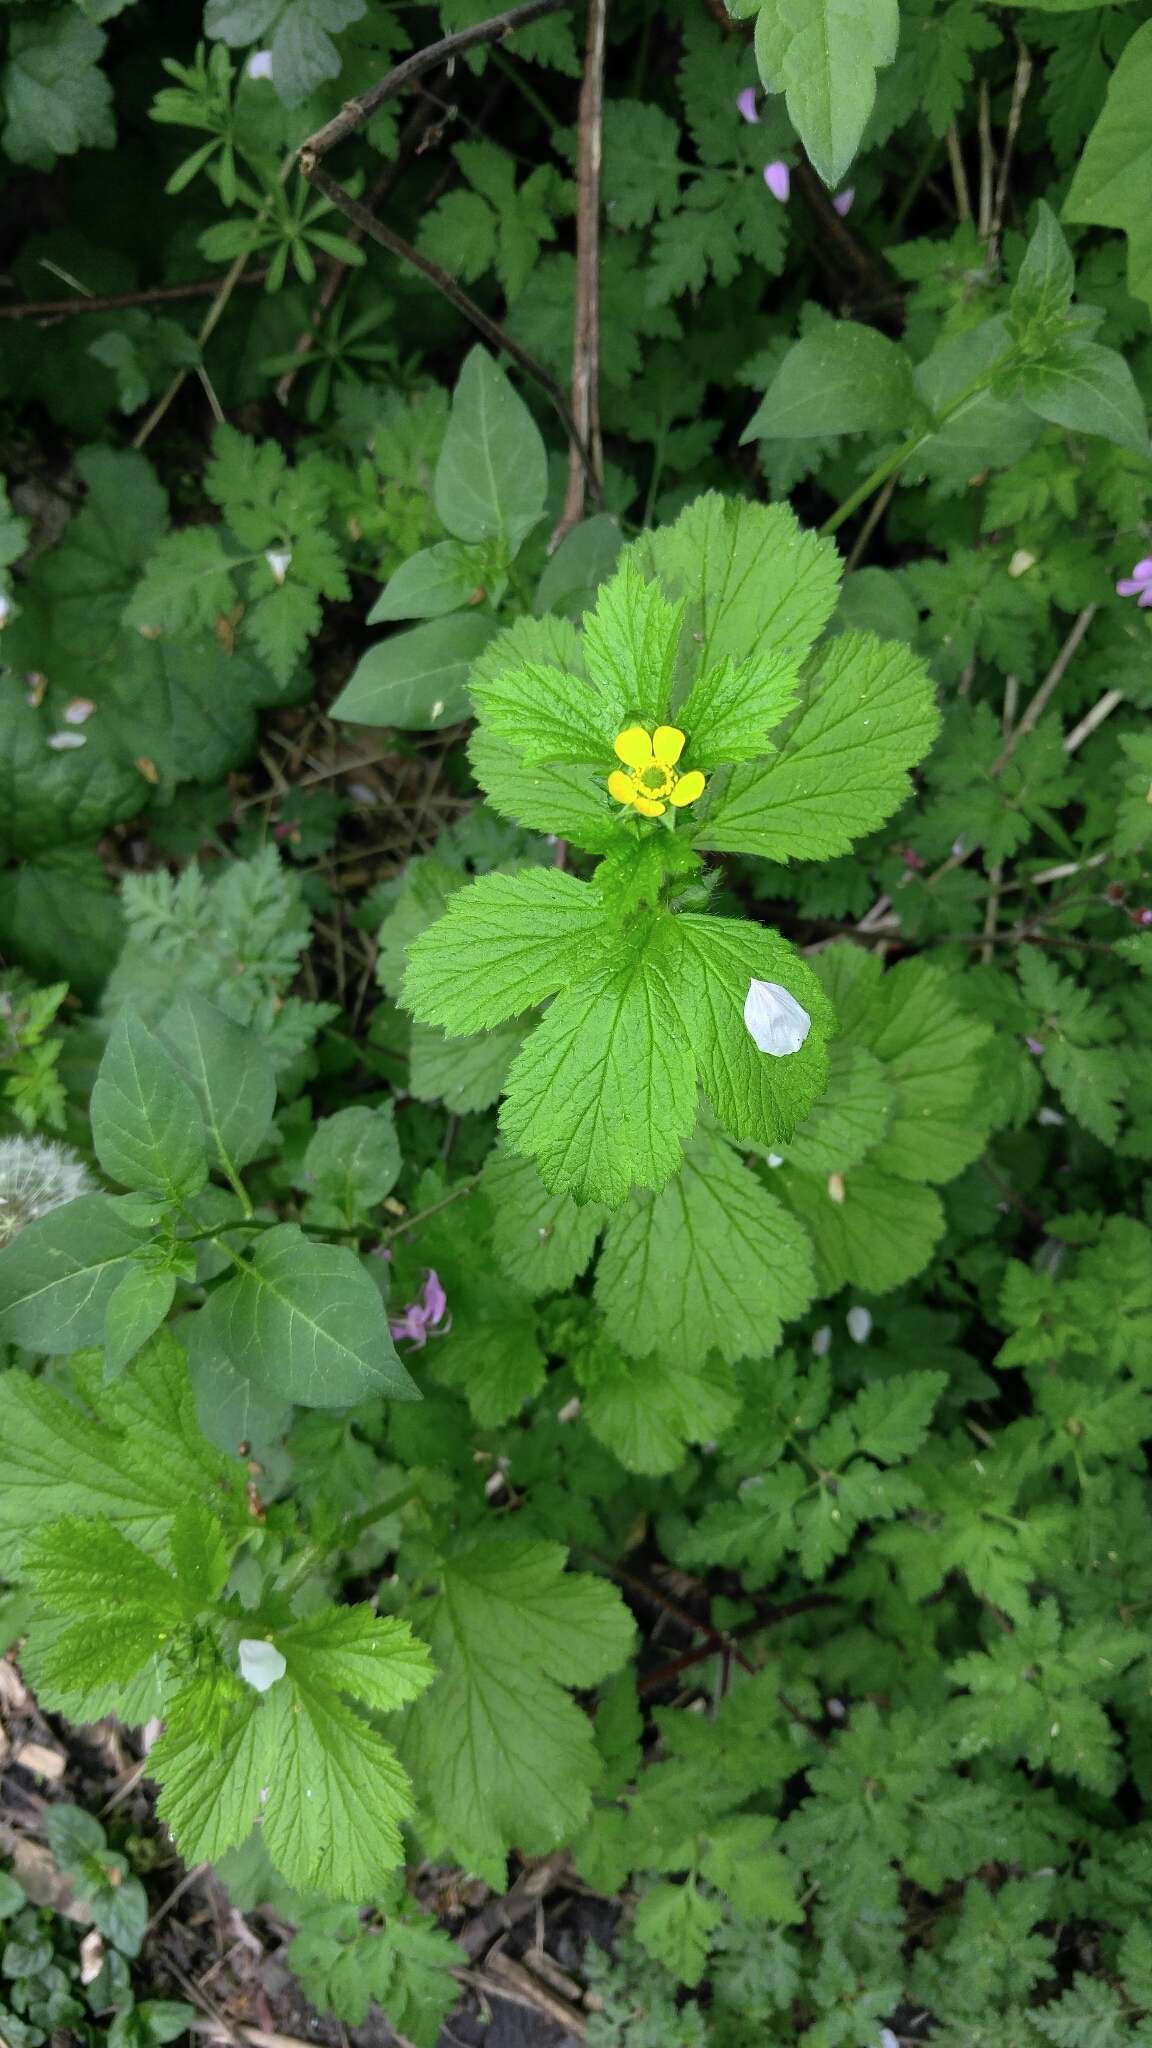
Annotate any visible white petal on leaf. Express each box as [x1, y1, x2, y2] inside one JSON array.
[[265, 549, 292, 584], [238, 1638, 287, 1693], [743, 979, 812, 1057], [846, 1304, 872, 1343]]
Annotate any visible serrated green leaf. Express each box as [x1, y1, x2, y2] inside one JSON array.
[[500, 920, 698, 1207], [409, 1018, 524, 1114], [575, 1333, 740, 1475], [404, 1536, 634, 1879], [698, 632, 940, 861], [672, 915, 834, 1151], [581, 557, 685, 726], [484, 1148, 605, 1294], [639, 494, 842, 674], [1, 12, 115, 170], [471, 660, 621, 766], [596, 1127, 813, 1368], [402, 868, 614, 1035]]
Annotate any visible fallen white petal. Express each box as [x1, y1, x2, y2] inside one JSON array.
[[47, 731, 86, 751], [238, 1638, 287, 1692], [811, 1324, 832, 1357], [847, 1305, 872, 1344], [1037, 1106, 1065, 1126], [246, 49, 274, 79], [0, 594, 10, 628], [265, 548, 292, 584], [63, 697, 96, 725], [743, 979, 811, 1056]]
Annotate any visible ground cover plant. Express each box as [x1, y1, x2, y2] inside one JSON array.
[[1, 0, 1151, 2040]]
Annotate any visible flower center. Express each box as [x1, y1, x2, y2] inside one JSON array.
[[639, 764, 675, 795]]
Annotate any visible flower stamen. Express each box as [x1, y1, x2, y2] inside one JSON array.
[[607, 725, 706, 819]]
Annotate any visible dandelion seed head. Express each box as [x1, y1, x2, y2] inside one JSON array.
[[0, 1137, 94, 1245]]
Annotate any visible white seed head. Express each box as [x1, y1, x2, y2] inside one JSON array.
[[743, 979, 811, 1057], [0, 1138, 95, 1246], [846, 1305, 873, 1344], [238, 1639, 287, 1692]]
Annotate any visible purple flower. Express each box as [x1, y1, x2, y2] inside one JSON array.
[[763, 160, 791, 204], [1116, 557, 1152, 605], [1025, 1035, 1045, 1056], [737, 86, 759, 124], [389, 1267, 450, 1348], [832, 186, 855, 217]]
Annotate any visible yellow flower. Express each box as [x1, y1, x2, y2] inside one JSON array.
[[607, 725, 707, 819]]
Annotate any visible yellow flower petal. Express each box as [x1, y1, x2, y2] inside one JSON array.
[[652, 725, 686, 768], [613, 726, 654, 770], [632, 794, 666, 818], [607, 769, 636, 805], [669, 769, 706, 808]]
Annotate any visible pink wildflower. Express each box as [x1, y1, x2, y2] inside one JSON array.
[[763, 160, 790, 203], [832, 187, 855, 217], [389, 1268, 450, 1348], [1116, 557, 1152, 606], [736, 86, 759, 123]]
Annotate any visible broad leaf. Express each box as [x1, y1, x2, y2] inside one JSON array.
[[1065, 21, 1152, 315], [159, 993, 277, 1177], [752, 0, 900, 187], [195, 1225, 418, 1407], [742, 325, 926, 440], [0, 1195, 151, 1357], [1016, 340, 1148, 456], [484, 1148, 605, 1295], [433, 347, 548, 551], [91, 1009, 209, 1201], [331, 613, 497, 730]]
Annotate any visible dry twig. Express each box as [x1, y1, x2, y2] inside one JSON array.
[[551, 0, 607, 544]]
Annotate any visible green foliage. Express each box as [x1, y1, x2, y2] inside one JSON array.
[[2, 3, 1152, 2043]]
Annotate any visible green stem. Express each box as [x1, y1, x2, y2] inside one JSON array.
[[338, 1483, 423, 1546], [819, 361, 1015, 538]]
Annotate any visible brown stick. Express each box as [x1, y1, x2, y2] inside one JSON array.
[[988, 44, 1034, 266], [989, 605, 1097, 774], [299, 157, 593, 471], [551, 0, 607, 546], [0, 274, 270, 322], [297, 0, 568, 162], [277, 96, 440, 405]]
